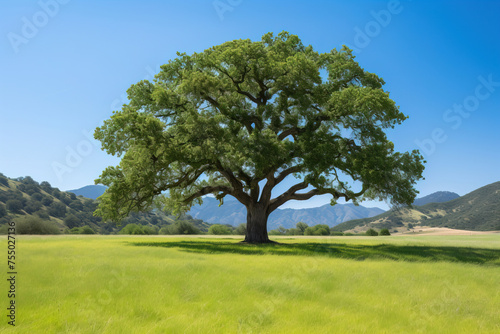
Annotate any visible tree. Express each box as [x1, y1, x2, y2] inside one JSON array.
[[16, 216, 60, 235], [159, 221, 200, 235], [64, 214, 81, 229], [208, 224, 233, 235], [366, 228, 379, 236], [6, 199, 23, 214], [94, 31, 425, 243], [296, 222, 308, 235], [234, 223, 247, 235], [81, 225, 96, 234], [0, 203, 7, 218], [304, 224, 330, 236], [0, 173, 9, 187], [379, 228, 391, 236], [49, 202, 66, 218]]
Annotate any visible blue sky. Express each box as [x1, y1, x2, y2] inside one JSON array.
[[1, 0, 499, 210]]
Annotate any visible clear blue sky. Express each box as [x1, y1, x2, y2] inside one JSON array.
[[1, 0, 499, 210]]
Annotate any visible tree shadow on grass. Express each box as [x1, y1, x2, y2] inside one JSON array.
[[130, 240, 500, 266]]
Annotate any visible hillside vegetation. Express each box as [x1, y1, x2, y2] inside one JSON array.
[[0, 173, 209, 234], [333, 181, 500, 233]]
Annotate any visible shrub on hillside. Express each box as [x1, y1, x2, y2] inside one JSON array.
[[0, 174, 9, 187], [6, 199, 23, 214], [48, 202, 66, 218], [0, 203, 7, 218], [16, 217, 60, 234], [64, 214, 81, 229]]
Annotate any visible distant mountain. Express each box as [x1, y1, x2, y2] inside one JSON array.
[[188, 196, 385, 230], [333, 182, 500, 232], [413, 191, 459, 206], [68, 185, 107, 200]]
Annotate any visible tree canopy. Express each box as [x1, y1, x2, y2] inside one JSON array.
[[94, 31, 425, 243]]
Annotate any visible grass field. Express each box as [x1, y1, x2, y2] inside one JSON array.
[[1, 234, 499, 333]]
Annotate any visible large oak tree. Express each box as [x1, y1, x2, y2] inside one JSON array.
[[94, 32, 425, 243]]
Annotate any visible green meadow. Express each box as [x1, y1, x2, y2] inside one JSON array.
[[1, 235, 500, 333]]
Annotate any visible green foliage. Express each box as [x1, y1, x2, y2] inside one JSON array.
[[0, 174, 207, 235], [304, 224, 330, 236], [80, 226, 96, 234], [119, 223, 146, 235], [379, 228, 391, 236], [69, 227, 82, 234], [366, 228, 379, 236], [159, 221, 200, 235], [16, 216, 60, 234], [269, 226, 288, 235], [48, 202, 66, 218], [6, 199, 23, 214], [69, 200, 84, 211], [233, 223, 246, 235], [41, 195, 53, 206], [25, 200, 42, 214], [0, 173, 9, 187], [296, 222, 308, 235], [64, 214, 81, 229], [40, 181, 52, 193], [208, 224, 233, 235], [0, 203, 7, 218], [94, 31, 425, 234], [70, 225, 96, 234]]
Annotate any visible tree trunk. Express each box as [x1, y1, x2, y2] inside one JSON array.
[[244, 203, 273, 243]]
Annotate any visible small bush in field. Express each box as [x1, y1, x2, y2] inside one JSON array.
[[208, 224, 233, 235], [379, 228, 391, 236]]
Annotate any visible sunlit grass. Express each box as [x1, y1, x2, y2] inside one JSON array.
[[1, 235, 499, 333]]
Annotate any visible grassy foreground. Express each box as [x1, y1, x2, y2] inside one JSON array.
[[1, 234, 499, 333]]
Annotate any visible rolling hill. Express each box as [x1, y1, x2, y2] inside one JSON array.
[[333, 181, 500, 232], [0, 174, 209, 234]]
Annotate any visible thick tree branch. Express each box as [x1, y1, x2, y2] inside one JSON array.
[[275, 165, 304, 185], [214, 160, 252, 205], [268, 181, 309, 212], [182, 185, 233, 204], [268, 183, 368, 213]]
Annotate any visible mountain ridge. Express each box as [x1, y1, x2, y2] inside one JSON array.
[[188, 196, 385, 229], [67, 185, 107, 200], [333, 181, 500, 232]]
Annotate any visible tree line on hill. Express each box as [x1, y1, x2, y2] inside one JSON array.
[[267, 222, 390, 236], [0, 174, 209, 235]]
